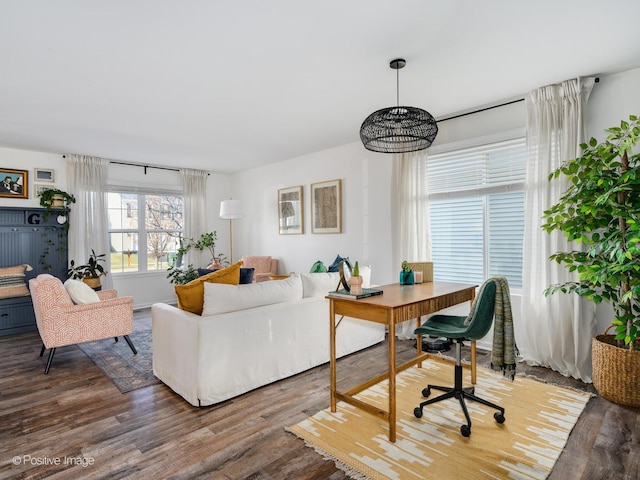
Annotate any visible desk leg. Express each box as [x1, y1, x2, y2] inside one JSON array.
[[330, 300, 337, 412], [388, 317, 396, 443]]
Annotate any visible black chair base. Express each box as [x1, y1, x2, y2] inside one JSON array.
[[414, 341, 505, 437], [40, 335, 137, 374]]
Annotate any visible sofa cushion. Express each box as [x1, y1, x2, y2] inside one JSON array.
[[202, 274, 303, 316], [198, 267, 255, 284], [175, 262, 242, 315], [301, 272, 340, 298], [0, 264, 33, 299], [64, 279, 100, 304]]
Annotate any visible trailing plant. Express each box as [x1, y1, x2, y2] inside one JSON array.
[[401, 260, 412, 273], [542, 115, 640, 349], [39, 188, 76, 209], [166, 264, 199, 285], [68, 249, 108, 279]]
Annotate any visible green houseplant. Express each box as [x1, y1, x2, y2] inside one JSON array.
[[542, 115, 640, 405], [178, 231, 227, 268], [400, 260, 414, 285], [68, 249, 108, 289], [39, 188, 76, 209], [347, 260, 363, 295], [166, 263, 199, 285]]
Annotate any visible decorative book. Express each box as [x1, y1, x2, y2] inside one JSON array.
[[328, 288, 383, 300]]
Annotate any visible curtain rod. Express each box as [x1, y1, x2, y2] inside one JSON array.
[[109, 160, 180, 174], [62, 156, 209, 175], [437, 77, 600, 123], [437, 98, 524, 123]]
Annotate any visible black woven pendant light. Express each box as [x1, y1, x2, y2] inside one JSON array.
[[360, 58, 438, 154]]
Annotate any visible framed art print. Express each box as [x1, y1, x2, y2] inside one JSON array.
[[311, 179, 342, 234], [0, 168, 28, 199], [34, 168, 55, 183], [278, 185, 304, 234]]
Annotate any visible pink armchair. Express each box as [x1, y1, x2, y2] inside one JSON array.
[[29, 274, 136, 374], [240, 256, 278, 282]]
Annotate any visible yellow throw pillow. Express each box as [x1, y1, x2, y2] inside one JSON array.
[[174, 261, 242, 315]]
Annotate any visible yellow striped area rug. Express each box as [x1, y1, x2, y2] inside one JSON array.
[[287, 357, 592, 480]]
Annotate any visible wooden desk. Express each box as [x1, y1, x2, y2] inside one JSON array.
[[328, 281, 476, 442]]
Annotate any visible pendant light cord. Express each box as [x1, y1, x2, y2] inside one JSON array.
[[396, 66, 400, 107]]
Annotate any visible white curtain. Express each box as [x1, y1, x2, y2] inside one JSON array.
[[180, 168, 208, 268], [66, 155, 112, 289], [519, 77, 597, 382], [391, 151, 431, 339]]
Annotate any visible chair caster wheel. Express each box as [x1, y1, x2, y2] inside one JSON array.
[[460, 424, 471, 437], [414, 407, 423, 419], [421, 387, 430, 398], [494, 412, 505, 424]]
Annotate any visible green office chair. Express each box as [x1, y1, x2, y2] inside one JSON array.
[[413, 279, 505, 437]]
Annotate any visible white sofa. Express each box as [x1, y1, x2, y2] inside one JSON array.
[[152, 270, 385, 406]]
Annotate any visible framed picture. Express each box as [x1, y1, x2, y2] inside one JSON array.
[[311, 179, 342, 234], [34, 168, 54, 183], [35, 184, 56, 196], [0, 168, 28, 199], [278, 185, 304, 235]]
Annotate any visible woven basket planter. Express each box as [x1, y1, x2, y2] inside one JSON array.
[[592, 327, 640, 407]]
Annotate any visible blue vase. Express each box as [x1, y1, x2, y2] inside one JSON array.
[[399, 271, 414, 285]]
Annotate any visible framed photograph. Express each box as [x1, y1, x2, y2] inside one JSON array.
[[278, 185, 304, 235], [0, 168, 28, 199], [311, 179, 342, 234], [34, 168, 54, 183], [35, 184, 56, 196]]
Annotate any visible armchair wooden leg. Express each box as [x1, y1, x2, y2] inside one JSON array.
[[123, 335, 137, 355], [471, 340, 477, 384], [44, 348, 56, 374], [40, 343, 46, 357], [114, 337, 119, 343]]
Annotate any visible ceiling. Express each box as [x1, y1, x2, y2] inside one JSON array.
[[2, 1, 640, 174]]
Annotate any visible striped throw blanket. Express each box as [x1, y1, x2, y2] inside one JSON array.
[[465, 276, 516, 380]]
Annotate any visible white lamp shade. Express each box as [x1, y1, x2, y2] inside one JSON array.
[[220, 199, 243, 219]]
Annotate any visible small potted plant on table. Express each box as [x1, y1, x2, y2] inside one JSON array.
[[348, 261, 363, 295], [400, 260, 414, 285]]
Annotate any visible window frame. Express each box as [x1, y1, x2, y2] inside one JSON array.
[[107, 187, 184, 275]]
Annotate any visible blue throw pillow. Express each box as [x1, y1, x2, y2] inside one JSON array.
[[239, 267, 255, 284], [328, 254, 349, 273], [198, 267, 218, 277], [198, 267, 254, 284]]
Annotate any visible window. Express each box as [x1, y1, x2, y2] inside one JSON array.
[[108, 191, 183, 273], [427, 138, 526, 288]]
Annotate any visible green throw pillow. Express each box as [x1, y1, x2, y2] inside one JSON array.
[[310, 261, 327, 273]]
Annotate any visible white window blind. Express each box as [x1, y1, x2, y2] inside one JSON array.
[[427, 138, 526, 288]]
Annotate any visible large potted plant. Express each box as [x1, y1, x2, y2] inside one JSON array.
[[178, 231, 227, 268], [542, 115, 640, 406]]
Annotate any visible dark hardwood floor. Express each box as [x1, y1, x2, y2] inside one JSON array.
[[1, 309, 638, 479]]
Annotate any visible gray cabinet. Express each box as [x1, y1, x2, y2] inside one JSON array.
[[0, 207, 68, 336]]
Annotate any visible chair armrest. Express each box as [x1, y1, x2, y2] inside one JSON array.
[[97, 289, 118, 301], [61, 295, 133, 314]]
